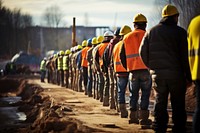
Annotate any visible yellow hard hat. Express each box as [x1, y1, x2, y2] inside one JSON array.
[[82, 40, 87, 47], [119, 25, 132, 35], [60, 50, 64, 56], [92, 37, 98, 45], [162, 4, 179, 17], [97, 35, 104, 43], [65, 49, 71, 55], [54, 54, 57, 58], [133, 13, 147, 23], [77, 45, 82, 50]]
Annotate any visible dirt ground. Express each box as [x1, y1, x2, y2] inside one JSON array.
[[0, 75, 196, 133]]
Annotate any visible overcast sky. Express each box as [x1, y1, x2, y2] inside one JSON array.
[[3, 0, 160, 29]]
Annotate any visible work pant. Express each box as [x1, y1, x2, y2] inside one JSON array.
[[58, 69, 64, 86], [117, 75, 129, 104], [108, 67, 116, 109], [87, 65, 93, 95], [82, 67, 88, 93], [98, 72, 104, 102], [104, 71, 110, 97], [193, 80, 200, 133], [47, 70, 51, 83], [129, 70, 152, 111], [64, 69, 69, 88], [78, 69, 83, 92], [40, 70, 46, 82], [153, 77, 187, 133]]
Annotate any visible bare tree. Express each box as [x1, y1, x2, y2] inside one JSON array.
[[43, 5, 63, 28]]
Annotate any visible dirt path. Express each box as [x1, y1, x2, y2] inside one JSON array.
[[31, 79, 155, 133]]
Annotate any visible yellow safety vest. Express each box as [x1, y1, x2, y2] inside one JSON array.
[[57, 56, 63, 70], [40, 60, 46, 70]]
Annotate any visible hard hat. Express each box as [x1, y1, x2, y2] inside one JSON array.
[[133, 13, 147, 23], [77, 45, 82, 50], [87, 38, 92, 46], [65, 49, 71, 55], [103, 31, 114, 37], [53, 54, 57, 58], [114, 28, 121, 36], [82, 40, 87, 47], [43, 57, 47, 61], [60, 50, 65, 56], [119, 25, 132, 35], [92, 37, 98, 45], [162, 4, 179, 17], [97, 35, 104, 43]]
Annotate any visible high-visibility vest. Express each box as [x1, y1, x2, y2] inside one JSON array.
[[40, 60, 46, 70], [123, 29, 147, 71], [81, 46, 90, 67], [98, 42, 109, 66], [113, 41, 127, 72], [57, 56, 63, 70], [63, 55, 69, 70], [188, 15, 200, 80]]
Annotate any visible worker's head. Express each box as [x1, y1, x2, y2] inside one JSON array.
[[65, 49, 71, 55], [162, 4, 179, 23], [87, 38, 92, 47], [43, 57, 47, 61], [133, 13, 147, 30], [77, 45, 82, 50], [119, 25, 132, 36], [81, 40, 87, 47], [114, 28, 121, 37], [97, 35, 104, 44], [103, 31, 114, 42], [59, 50, 65, 56], [92, 37, 98, 45]]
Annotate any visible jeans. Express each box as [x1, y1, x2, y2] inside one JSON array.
[[117, 76, 128, 104], [129, 69, 152, 111], [193, 80, 200, 133], [153, 78, 187, 133], [87, 66, 93, 94]]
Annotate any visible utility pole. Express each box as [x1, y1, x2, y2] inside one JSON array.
[[169, 0, 172, 4], [72, 17, 76, 47]]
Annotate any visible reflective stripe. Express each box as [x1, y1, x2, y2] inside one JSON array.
[[115, 62, 121, 65], [189, 48, 200, 56], [126, 53, 139, 58]]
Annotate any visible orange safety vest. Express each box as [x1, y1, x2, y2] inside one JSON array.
[[113, 41, 127, 72], [98, 42, 109, 66], [123, 29, 147, 71], [81, 46, 90, 67]]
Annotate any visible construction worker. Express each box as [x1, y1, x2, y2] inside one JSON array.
[[57, 50, 65, 86], [140, 5, 192, 133], [112, 25, 132, 118], [63, 49, 71, 88], [40, 57, 47, 82], [92, 35, 104, 100], [81, 39, 91, 95], [69, 47, 76, 89], [95, 31, 114, 106], [103, 28, 121, 109], [86, 37, 98, 97], [120, 14, 152, 125], [187, 15, 200, 133]]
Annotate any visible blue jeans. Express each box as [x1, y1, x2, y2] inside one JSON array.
[[193, 80, 200, 133], [87, 66, 93, 94], [117, 76, 128, 104], [129, 69, 152, 111], [40, 70, 46, 82]]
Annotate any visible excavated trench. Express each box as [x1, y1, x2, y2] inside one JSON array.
[[0, 76, 99, 133]]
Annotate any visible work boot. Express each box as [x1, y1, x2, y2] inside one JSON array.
[[103, 96, 109, 106], [129, 111, 139, 124], [88, 92, 93, 97], [84, 86, 87, 95], [119, 104, 128, 118], [110, 98, 116, 109], [139, 110, 152, 125]]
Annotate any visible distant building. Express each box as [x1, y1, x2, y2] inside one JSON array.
[[26, 26, 110, 57]]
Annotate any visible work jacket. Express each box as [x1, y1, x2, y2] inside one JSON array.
[[113, 41, 128, 74], [40, 60, 46, 71], [81, 46, 91, 67], [57, 56, 63, 70], [63, 55, 69, 70], [188, 15, 200, 80], [140, 17, 192, 81], [120, 29, 147, 72]]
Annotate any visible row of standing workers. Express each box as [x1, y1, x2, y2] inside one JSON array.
[[40, 4, 200, 133]]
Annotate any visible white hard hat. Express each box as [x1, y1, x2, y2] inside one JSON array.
[[103, 31, 114, 37]]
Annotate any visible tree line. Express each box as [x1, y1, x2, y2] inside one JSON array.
[[0, 0, 33, 59]]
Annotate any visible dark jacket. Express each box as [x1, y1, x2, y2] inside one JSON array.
[[139, 17, 192, 81]]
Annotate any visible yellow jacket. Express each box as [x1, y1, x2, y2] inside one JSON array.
[[188, 15, 200, 80]]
